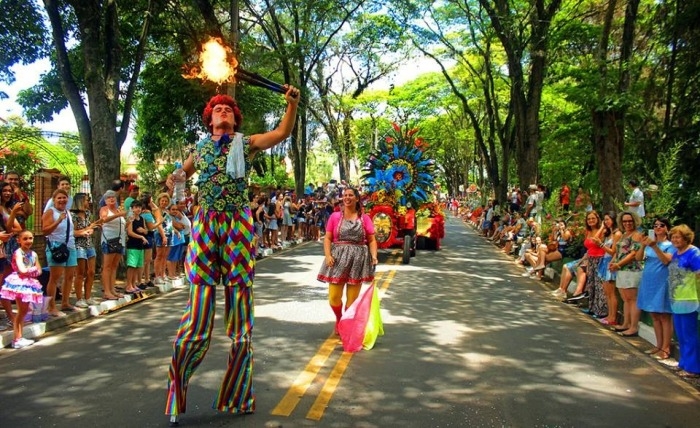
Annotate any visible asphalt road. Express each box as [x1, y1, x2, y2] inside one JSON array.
[[2, 215, 700, 427]]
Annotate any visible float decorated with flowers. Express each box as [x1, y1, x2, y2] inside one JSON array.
[[362, 123, 445, 264]]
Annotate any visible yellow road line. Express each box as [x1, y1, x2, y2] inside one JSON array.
[[306, 351, 354, 420], [272, 255, 398, 419], [270, 337, 339, 416], [305, 263, 397, 420]]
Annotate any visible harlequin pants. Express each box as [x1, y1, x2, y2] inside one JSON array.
[[166, 208, 256, 415], [165, 284, 255, 415]]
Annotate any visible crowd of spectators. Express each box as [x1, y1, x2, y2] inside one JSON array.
[[453, 179, 700, 379], [0, 174, 354, 333]]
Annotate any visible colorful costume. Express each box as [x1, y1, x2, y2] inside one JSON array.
[[317, 212, 375, 285], [166, 132, 256, 416], [0, 249, 43, 304]]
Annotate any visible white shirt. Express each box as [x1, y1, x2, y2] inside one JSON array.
[[628, 187, 645, 218]]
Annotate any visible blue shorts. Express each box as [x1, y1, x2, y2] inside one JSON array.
[[168, 244, 185, 262], [45, 246, 78, 267], [76, 247, 97, 260], [101, 242, 125, 255]]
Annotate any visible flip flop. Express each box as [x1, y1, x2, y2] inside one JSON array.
[[103, 296, 119, 300]]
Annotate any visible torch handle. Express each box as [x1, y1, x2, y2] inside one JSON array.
[[235, 72, 287, 94], [237, 68, 286, 91]]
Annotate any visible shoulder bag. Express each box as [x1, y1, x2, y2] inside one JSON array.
[[104, 219, 124, 253], [48, 214, 71, 263]]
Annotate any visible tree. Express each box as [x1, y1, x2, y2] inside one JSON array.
[[309, 12, 408, 182], [11, 0, 158, 206], [477, 0, 563, 190], [243, 0, 371, 196]]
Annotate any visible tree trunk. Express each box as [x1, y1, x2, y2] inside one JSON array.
[[592, 110, 625, 211]]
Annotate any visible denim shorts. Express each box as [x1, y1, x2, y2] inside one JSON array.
[[76, 247, 97, 260], [101, 242, 125, 255], [45, 246, 78, 267]]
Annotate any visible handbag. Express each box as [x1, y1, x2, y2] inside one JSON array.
[[103, 220, 123, 253], [48, 213, 71, 263]]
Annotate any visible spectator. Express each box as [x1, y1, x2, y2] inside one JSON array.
[[667, 224, 700, 378], [0, 229, 43, 348], [98, 179, 125, 207], [70, 193, 101, 307], [559, 181, 570, 212], [609, 211, 644, 337], [167, 203, 190, 279], [99, 190, 126, 300], [502, 212, 526, 255], [566, 211, 605, 314], [125, 200, 149, 293], [0, 186, 23, 328], [281, 195, 294, 243], [523, 219, 570, 279], [254, 194, 267, 251], [4, 171, 33, 230], [153, 193, 172, 285], [264, 199, 281, 250], [595, 211, 622, 326], [124, 184, 140, 212], [44, 176, 73, 212], [637, 217, 675, 360], [139, 193, 162, 288], [624, 179, 645, 219], [42, 188, 76, 316], [524, 185, 538, 218]]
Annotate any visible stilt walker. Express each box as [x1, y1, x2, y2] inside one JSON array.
[[165, 86, 299, 426]]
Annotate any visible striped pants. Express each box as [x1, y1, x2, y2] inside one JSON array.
[[165, 284, 255, 415]]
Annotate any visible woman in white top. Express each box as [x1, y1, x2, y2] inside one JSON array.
[[99, 190, 126, 300], [41, 189, 77, 316]]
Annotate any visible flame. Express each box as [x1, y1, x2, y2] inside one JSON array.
[[182, 37, 238, 84]]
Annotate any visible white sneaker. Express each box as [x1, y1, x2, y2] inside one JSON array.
[[75, 299, 89, 308], [12, 337, 35, 349], [86, 298, 99, 305]]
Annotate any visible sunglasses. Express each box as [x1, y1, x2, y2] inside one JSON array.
[[653, 224, 666, 228], [622, 220, 635, 224]]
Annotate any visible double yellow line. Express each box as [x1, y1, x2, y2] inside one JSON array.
[[271, 255, 399, 421]]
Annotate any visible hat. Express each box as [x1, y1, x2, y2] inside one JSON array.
[[529, 184, 537, 190]]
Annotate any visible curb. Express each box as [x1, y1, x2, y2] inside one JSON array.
[[0, 238, 314, 349], [0, 278, 188, 349]]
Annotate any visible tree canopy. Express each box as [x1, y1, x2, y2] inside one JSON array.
[[1, 0, 698, 232]]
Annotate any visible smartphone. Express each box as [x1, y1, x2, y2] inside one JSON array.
[[648, 229, 655, 240]]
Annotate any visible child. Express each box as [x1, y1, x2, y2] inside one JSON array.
[[125, 200, 149, 293], [0, 230, 43, 349]]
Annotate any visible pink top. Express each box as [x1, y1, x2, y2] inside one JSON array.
[[325, 211, 375, 241]]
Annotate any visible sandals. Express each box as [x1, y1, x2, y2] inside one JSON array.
[[644, 347, 660, 355], [652, 350, 671, 360]]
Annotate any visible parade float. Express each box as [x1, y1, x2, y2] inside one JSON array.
[[362, 123, 445, 264]]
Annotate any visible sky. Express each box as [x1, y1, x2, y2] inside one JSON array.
[[0, 59, 76, 133], [1, 55, 443, 161]]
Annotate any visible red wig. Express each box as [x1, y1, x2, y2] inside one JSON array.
[[202, 94, 243, 133]]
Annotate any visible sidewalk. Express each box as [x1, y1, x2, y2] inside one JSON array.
[[0, 238, 310, 349]]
